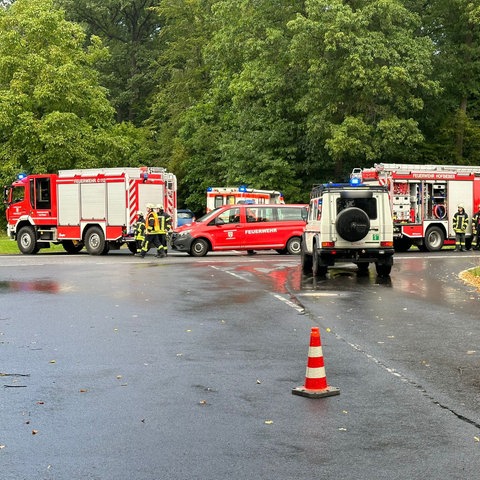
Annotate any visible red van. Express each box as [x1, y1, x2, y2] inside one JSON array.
[[171, 204, 308, 256]]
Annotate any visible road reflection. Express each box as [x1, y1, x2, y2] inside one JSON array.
[[235, 262, 392, 294], [0, 280, 60, 294]]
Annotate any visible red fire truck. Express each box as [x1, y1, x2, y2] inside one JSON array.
[[354, 163, 480, 251], [206, 186, 284, 212], [4, 167, 177, 255]]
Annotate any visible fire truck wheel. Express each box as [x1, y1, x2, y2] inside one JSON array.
[[85, 226, 106, 255], [335, 207, 370, 242], [286, 236, 302, 255], [190, 238, 209, 257], [375, 263, 392, 277], [127, 243, 137, 254], [393, 236, 413, 252], [17, 226, 39, 254], [423, 225, 444, 252], [62, 240, 84, 254]]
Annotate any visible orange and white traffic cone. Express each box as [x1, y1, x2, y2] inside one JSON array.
[[292, 327, 340, 398]]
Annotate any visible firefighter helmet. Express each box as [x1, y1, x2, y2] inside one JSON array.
[[137, 211, 143, 217], [146, 203, 154, 209], [156, 204, 164, 210], [458, 204, 464, 209]]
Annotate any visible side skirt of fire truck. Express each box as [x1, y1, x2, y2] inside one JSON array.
[[394, 222, 462, 252]]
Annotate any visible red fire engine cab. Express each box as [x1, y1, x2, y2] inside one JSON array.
[[355, 163, 480, 251], [4, 167, 177, 255]]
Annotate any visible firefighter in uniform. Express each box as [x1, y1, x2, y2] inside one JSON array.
[[133, 211, 146, 252], [453, 204, 469, 251], [155, 204, 172, 257], [471, 204, 480, 250], [140, 203, 162, 258]]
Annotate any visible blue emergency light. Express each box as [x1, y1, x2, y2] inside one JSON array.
[[349, 176, 362, 186], [17, 173, 27, 180], [239, 185, 247, 192]]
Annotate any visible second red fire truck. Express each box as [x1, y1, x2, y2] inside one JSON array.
[[354, 163, 480, 251], [206, 186, 284, 212], [4, 166, 177, 255]]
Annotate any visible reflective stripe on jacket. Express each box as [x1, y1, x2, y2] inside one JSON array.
[[453, 212, 468, 232], [472, 211, 480, 234], [157, 213, 172, 233]]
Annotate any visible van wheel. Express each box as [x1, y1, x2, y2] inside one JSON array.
[[286, 236, 302, 255], [127, 243, 137, 254], [191, 238, 209, 257], [85, 226, 106, 255], [375, 263, 392, 277], [17, 226, 38, 254]]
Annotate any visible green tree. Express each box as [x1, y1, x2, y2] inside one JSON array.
[[420, 0, 480, 163], [0, 0, 142, 185], [56, 0, 163, 125], [161, 0, 309, 211], [288, 0, 440, 177], [202, 0, 306, 202], [149, 0, 215, 209]]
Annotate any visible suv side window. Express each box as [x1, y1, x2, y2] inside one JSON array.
[[336, 197, 377, 219]]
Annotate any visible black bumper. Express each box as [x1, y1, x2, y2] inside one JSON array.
[[318, 248, 395, 266], [170, 233, 193, 252]]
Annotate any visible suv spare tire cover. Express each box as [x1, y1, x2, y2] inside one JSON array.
[[335, 207, 370, 242]]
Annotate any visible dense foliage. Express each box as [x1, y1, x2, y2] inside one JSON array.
[[0, 0, 479, 216]]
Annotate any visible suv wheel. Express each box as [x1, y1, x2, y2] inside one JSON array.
[[301, 244, 313, 274], [336, 207, 370, 242], [312, 248, 327, 277], [375, 263, 392, 277]]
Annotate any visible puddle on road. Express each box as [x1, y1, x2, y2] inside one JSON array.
[[0, 280, 61, 294]]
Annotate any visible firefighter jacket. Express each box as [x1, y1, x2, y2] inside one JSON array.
[[452, 211, 469, 233], [134, 218, 146, 241], [157, 212, 172, 234], [472, 210, 480, 235], [145, 211, 160, 234]]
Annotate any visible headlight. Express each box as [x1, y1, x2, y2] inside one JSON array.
[[177, 229, 192, 237]]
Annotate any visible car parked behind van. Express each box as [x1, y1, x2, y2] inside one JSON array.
[[171, 204, 308, 256], [176, 208, 196, 227]]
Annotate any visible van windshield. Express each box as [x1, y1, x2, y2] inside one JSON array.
[[196, 208, 222, 223]]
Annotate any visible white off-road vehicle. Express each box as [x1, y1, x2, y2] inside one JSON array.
[[301, 181, 394, 277]]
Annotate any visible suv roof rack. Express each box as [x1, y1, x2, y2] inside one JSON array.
[[310, 183, 388, 198]]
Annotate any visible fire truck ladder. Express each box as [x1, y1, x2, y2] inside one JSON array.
[[374, 163, 480, 175]]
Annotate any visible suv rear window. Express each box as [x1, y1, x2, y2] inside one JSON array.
[[336, 197, 378, 220]]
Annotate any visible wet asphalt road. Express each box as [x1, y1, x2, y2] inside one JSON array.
[[1, 249, 480, 480]]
